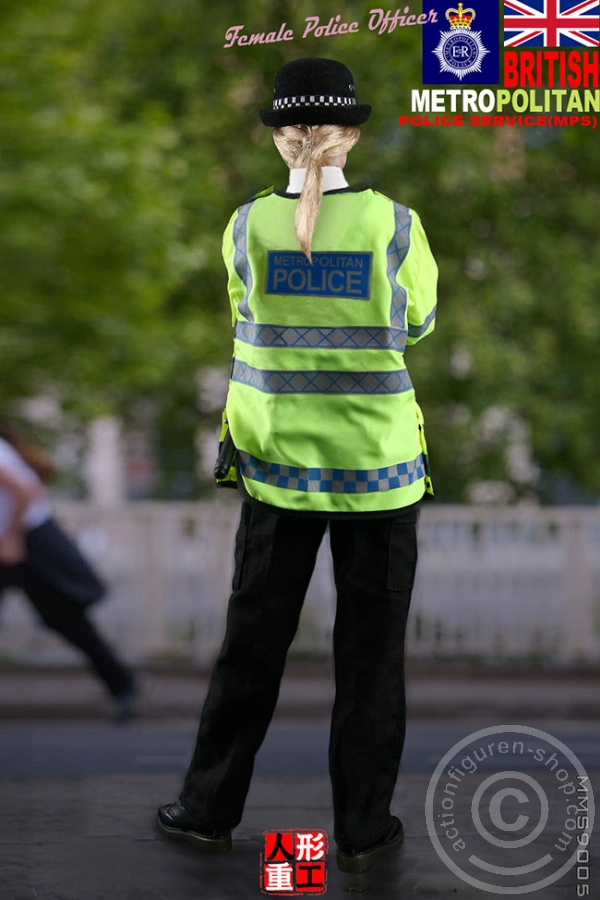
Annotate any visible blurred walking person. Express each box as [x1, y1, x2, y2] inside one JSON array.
[[0, 420, 137, 719]]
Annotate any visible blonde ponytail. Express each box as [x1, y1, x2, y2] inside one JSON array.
[[272, 124, 360, 262]]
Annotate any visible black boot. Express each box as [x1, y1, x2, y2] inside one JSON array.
[[156, 801, 232, 854]]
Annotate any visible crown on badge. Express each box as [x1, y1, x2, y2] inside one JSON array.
[[446, 3, 476, 28]]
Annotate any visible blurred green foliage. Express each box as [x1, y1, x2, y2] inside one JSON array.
[[2, 0, 599, 501]]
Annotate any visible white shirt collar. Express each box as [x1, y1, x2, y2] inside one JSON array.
[[287, 166, 349, 193]]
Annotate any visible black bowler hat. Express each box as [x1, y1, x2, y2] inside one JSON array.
[[260, 58, 371, 127]]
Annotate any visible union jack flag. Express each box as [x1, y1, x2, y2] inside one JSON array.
[[504, 0, 600, 47]]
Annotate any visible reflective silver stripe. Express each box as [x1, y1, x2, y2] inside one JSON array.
[[235, 322, 406, 352], [386, 203, 412, 332], [239, 451, 426, 493], [231, 359, 412, 394], [232, 201, 255, 322], [408, 305, 437, 338]]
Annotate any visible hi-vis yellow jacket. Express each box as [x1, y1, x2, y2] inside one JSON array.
[[218, 185, 438, 514]]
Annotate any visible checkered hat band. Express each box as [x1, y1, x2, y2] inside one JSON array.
[[272, 95, 357, 110]]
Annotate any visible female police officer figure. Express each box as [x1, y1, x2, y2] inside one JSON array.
[[157, 58, 438, 873]]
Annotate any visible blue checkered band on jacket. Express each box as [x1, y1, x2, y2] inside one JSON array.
[[238, 451, 426, 493], [231, 359, 413, 394], [232, 202, 255, 321], [235, 322, 406, 352], [386, 203, 411, 330], [408, 305, 437, 338]]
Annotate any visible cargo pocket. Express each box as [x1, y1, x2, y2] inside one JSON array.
[[386, 517, 418, 593], [232, 501, 252, 590]]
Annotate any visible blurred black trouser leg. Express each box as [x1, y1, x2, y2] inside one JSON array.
[[328, 508, 418, 852], [180, 500, 326, 831], [0, 565, 133, 697]]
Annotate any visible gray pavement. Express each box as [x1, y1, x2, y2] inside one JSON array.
[[2, 665, 600, 899], [2, 718, 599, 781], [3, 766, 598, 899], [1, 661, 600, 719]]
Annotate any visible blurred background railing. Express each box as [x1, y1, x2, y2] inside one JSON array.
[[1, 501, 598, 667]]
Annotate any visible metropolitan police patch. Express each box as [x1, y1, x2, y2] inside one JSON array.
[[266, 251, 372, 300]]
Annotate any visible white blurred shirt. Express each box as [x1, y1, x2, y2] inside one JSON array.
[[0, 437, 52, 539]]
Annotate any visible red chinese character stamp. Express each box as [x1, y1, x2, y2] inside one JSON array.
[[260, 829, 328, 895]]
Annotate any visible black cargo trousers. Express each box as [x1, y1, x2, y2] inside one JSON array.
[[179, 497, 419, 852]]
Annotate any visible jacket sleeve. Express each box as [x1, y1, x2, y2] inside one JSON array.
[[401, 210, 438, 346], [222, 208, 246, 327]]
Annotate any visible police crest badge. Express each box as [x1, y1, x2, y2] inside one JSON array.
[[433, 5, 489, 80], [422, 0, 500, 85]]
